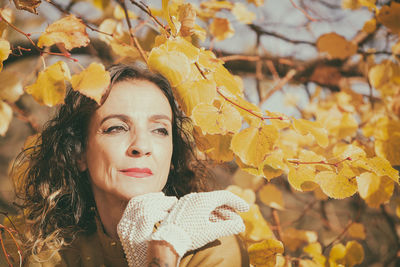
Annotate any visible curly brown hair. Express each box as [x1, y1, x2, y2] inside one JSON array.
[[11, 63, 210, 259]]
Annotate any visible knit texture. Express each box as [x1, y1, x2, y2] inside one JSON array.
[[151, 190, 249, 258], [117, 192, 177, 267]]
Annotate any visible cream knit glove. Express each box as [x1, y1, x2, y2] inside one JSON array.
[[117, 192, 178, 267], [150, 190, 249, 258]]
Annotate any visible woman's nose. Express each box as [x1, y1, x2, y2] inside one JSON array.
[[128, 130, 152, 157]]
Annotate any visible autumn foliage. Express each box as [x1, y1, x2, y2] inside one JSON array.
[[1, 0, 400, 266]]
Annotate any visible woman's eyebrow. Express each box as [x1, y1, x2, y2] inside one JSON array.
[[150, 114, 172, 123], [100, 114, 130, 125]]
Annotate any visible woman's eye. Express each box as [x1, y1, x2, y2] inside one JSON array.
[[103, 126, 127, 134], [154, 128, 169, 136]]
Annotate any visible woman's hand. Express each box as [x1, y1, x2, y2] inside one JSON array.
[[150, 190, 249, 259], [117, 192, 178, 267]]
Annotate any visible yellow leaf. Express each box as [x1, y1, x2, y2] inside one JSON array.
[[241, 204, 274, 241], [110, 42, 140, 59], [262, 164, 284, 181], [98, 18, 122, 43], [333, 143, 366, 161], [368, 61, 393, 89], [175, 79, 216, 116], [248, 0, 265, 7], [25, 61, 71, 107], [316, 32, 357, 59], [193, 126, 234, 163], [232, 3, 256, 24], [317, 107, 358, 140], [236, 155, 264, 176], [329, 243, 346, 264], [162, 0, 179, 36], [164, 37, 200, 63], [347, 223, 366, 240], [0, 8, 13, 37], [258, 184, 284, 210], [178, 3, 196, 37], [377, 2, 400, 34], [375, 133, 400, 166], [0, 38, 10, 71], [288, 165, 317, 192], [299, 149, 332, 171], [209, 18, 234, 41], [192, 102, 242, 135], [0, 100, 12, 136], [262, 149, 286, 171], [226, 185, 256, 204], [362, 18, 376, 33], [303, 242, 326, 266], [265, 111, 292, 130], [113, 4, 136, 19], [353, 156, 399, 184], [192, 24, 207, 41], [357, 173, 394, 208], [148, 47, 191, 87], [363, 115, 400, 141], [231, 125, 278, 167], [248, 239, 284, 266], [217, 88, 261, 126], [0, 71, 23, 102], [344, 241, 364, 266], [38, 15, 89, 50], [232, 168, 264, 190], [12, 0, 41, 14], [71, 63, 110, 105], [293, 118, 329, 148], [198, 49, 224, 73], [396, 202, 400, 218], [200, 1, 233, 11], [315, 171, 357, 199], [282, 228, 318, 252]]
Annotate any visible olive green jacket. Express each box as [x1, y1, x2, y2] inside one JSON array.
[[1, 217, 249, 267]]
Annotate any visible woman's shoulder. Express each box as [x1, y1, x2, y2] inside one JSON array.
[[180, 234, 249, 267]]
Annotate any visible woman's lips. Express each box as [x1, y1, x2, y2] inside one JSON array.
[[119, 168, 153, 178]]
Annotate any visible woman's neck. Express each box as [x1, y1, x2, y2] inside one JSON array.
[[93, 190, 128, 239]]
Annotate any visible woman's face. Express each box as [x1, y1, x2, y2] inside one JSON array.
[[82, 79, 173, 202]]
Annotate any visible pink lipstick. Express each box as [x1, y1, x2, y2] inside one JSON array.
[[119, 168, 153, 178]]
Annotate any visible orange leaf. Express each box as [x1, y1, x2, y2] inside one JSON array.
[[209, 18, 234, 41], [316, 32, 357, 60], [12, 0, 41, 14]]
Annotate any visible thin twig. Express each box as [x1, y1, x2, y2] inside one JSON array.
[[219, 55, 260, 62], [266, 60, 279, 81], [261, 69, 297, 104], [271, 209, 283, 242], [322, 221, 354, 253], [118, 0, 148, 63], [45, 0, 113, 37], [288, 0, 318, 21], [217, 87, 284, 122], [249, 24, 315, 46], [129, 0, 170, 37], [287, 157, 352, 168]]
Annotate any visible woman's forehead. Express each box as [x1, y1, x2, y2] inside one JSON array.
[[94, 79, 173, 120]]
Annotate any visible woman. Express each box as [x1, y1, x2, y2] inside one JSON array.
[[1, 63, 249, 267]]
